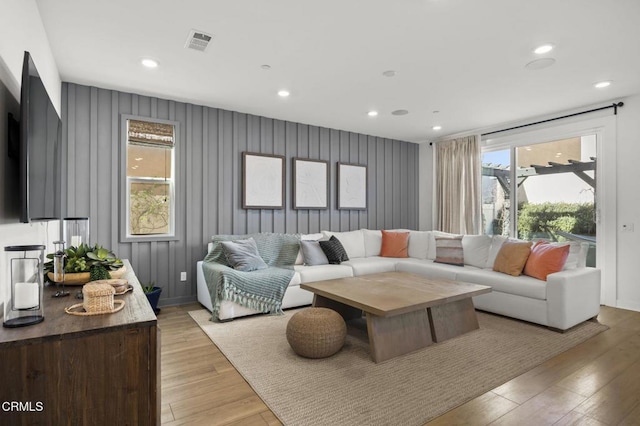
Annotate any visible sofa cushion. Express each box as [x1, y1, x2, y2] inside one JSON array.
[[523, 241, 570, 281], [220, 238, 268, 272], [380, 230, 410, 258], [408, 231, 430, 259], [395, 259, 458, 281], [289, 271, 302, 287], [485, 235, 507, 268], [319, 236, 349, 264], [343, 257, 398, 276], [294, 264, 354, 283], [362, 229, 382, 257], [457, 268, 547, 300], [493, 240, 533, 276], [428, 231, 461, 260], [300, 240, 329, 266], [564, 242, 589, 270], [322, 230, 365, 259], [462, 235, 492, 268], [434, 236, 464, 266]]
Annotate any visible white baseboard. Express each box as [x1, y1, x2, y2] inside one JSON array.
[[615, 299, 640, 313], [159, 295, 198, 308]]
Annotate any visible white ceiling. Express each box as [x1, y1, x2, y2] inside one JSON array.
[[36, 0, 640, 143]]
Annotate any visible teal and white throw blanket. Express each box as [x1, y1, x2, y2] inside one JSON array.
[[202, 233, 300, 321]]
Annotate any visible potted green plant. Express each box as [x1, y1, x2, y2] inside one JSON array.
[[44, 243, 124, 284], [142, 282, 162, 315]]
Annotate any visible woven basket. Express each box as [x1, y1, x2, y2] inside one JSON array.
[[286, 307, 347, 358], [65, 283, 125, 316]]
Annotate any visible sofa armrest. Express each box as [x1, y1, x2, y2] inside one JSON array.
[[546, 267, 601, 330]]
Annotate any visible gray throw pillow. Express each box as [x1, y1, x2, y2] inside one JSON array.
[[221, 238, 268, 272], [300, 240, 329, 266]]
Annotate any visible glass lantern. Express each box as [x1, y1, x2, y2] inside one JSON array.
[[3, 245, 45, 328], [63, 217, 90, 248]]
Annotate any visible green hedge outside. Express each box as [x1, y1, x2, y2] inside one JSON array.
[[517, 202, 596, 240]]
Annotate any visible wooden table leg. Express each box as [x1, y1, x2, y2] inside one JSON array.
[[365, 309, 433, 363], [312, 295, 363, 320], [428, 298, 480, 343]]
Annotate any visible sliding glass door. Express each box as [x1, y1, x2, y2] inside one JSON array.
[[482, 136, 597, 266]]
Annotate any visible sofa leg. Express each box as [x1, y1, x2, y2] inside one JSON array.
[[547, 326, 566, 333]]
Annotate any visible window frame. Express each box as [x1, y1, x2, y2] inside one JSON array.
[[120, 114, 179, 243]]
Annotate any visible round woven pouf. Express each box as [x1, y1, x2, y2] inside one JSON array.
[[286, 307, 347, 358]]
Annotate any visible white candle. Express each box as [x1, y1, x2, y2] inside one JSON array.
[[71, 235, 82, 247], [14, 282, 39, 310]]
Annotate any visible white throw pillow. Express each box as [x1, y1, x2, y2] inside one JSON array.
[[462, 235, 492, 268], [321, 230, 366, 259], [428, 231, 460, 260], [484, 235, 508, 268], [408, 231, 430, 259], [362, 229, 382, 257]]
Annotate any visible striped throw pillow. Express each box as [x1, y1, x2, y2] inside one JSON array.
[[433, 236, 464, 266]]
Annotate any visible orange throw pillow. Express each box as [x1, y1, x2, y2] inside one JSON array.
[[493, 240, 533, 276], [380, 230, 409, 258], [523, 241, 570, 281]]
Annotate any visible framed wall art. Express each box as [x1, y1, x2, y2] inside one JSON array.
[[292, 158, 329, 209], [337, 162, 367, 210], [242, 152, 285, 209]]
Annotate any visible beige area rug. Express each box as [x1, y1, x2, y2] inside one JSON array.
[[189, 309, 607, 426]]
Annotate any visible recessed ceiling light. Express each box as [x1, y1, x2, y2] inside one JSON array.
[[594, 81, 611, 89], [261, 64, 271, 70], [382, 70, 397, 77], [432, 125, 442, 131], [525, 58, 556, 70], [533, 44, 554, 54], [278, 90, 290, 97], [391, 109, 409, 116], [141, 58, 158, 68], [368, 111, 378, 117]]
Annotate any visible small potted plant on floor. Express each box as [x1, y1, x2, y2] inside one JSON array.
[[143, 282, 162, 315]]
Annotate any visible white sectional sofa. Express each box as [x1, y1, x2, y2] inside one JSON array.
[[196, 229, 601, 330]]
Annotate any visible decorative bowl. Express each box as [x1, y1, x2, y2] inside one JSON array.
[[48, 266, 127, 286]]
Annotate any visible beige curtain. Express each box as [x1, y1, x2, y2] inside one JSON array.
[[435, 135, 481, 234]]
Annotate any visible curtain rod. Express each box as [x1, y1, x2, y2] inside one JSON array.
[[481, 101, 623, 137]]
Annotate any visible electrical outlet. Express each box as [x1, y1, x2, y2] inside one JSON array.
[[180, 272, 187, 281], [622, 223, 635, 232]]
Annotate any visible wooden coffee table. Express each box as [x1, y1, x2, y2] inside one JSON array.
[[300, 271, 491, 363]]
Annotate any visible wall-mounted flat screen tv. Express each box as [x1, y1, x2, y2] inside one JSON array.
[[20, 51, 62, 222]]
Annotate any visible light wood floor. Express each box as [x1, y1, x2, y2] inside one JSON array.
[[159, 304, 640, 425]]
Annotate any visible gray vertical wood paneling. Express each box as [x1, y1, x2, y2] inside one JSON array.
[[62, 83, 420, 305]]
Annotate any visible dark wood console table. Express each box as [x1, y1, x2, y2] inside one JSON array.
[[0, 260, 159, 425]]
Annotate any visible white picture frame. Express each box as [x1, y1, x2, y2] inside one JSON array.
[[337, 162, 367, 210], [293, 158, 329, 209], [242, 152, 285, 209]]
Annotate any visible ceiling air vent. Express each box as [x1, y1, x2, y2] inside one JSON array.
[[185, 29, 213, 52]]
